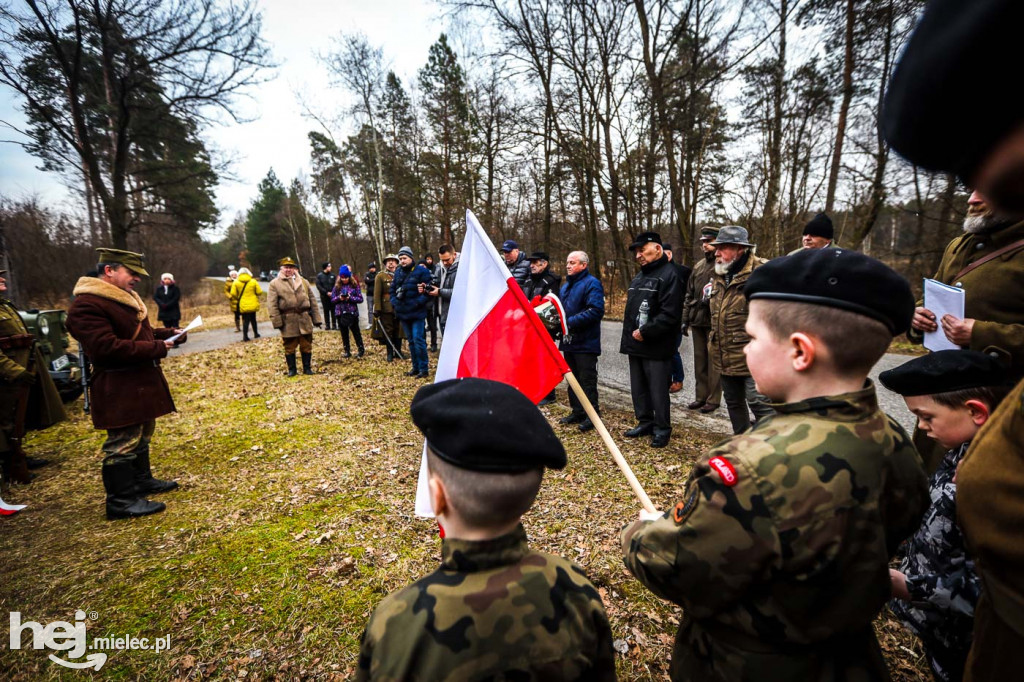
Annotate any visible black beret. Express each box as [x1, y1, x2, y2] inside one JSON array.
[[628, 232, 662, 250], [884, 0, 1024, 180], [803, 213, 834, 239], [879, 350, 1011, 397], [410, 378, 567, 472], [744, 248, 915, 335]]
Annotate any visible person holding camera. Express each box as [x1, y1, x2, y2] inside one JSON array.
[[390, 247, 434, 378], [331, 265, 364, 358]]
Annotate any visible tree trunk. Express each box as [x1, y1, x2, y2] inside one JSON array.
[[825, 0, 855, 214]]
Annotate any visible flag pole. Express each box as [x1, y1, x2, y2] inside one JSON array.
[[563, 371, 657, 513]]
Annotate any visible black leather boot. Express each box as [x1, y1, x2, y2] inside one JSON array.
[[356, 342, 365, 358], [301, 352, 314, 375], [286, 354, 298, 377], [386, 347, 394, 362], [103, 459, 165, 520], [132, 446, 178, 494]]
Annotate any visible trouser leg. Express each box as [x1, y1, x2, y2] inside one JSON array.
[[234, 310, 241, 330], [351, 323, 364, 352], [101, 423, 146, 466], [297, 334, 313, 354], [671, 331, 685, 384], [629, 355, 653, 426], [410, 320, 427, 373], [320, 295, 334, 329], [721, 374, 752, 434], [692, 327, 720, 405], [744, 376, 775, 423], [283, 336, 300, 355], [645, 358, 672, 435], [339, 324, 351, 353], [566, 353, 599, 417]]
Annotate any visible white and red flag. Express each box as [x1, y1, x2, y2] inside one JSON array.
[[414, 209, 569, 517], [0, 496, 27, 516]]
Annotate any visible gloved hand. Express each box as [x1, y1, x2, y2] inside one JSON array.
[[13, 370, 36, 386]]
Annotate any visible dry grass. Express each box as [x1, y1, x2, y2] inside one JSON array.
[[1, 332, 928, 680]]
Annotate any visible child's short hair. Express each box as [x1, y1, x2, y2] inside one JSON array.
[[756, 300, 892, 377], [929, 384, 1013, 411], [427, 450, 543, 530]]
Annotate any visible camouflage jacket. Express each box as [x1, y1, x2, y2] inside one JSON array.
[[356, 524, 616, 681], [889, 441, 979, 677], [622, 382, 929, 681]]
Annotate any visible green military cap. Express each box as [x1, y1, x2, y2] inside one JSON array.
[[96, 248, 149, 277], [278, 256, 297, 267], [699, 226, 720, 241]]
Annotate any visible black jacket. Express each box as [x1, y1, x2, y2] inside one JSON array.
[[619, 255, 683, 360], [522, 269, 562, 301], [153, 284, 181, 322], [316, 271, 336, 297], [364, 270, 377, 297]]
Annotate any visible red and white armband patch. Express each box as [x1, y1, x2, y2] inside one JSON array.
[[708, 456, 738, 486]]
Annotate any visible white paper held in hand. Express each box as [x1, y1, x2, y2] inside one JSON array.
[[922, 279, 965, 352], [167, 315, 202, 344]]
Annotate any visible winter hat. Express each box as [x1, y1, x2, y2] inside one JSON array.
[[160, 273, 174, 282], [321, 262, 330, 270], [397, 246, 415, 259], [803, 213, 834, 240], [339, 265, 352, 277], [238, 267, 252, 276]]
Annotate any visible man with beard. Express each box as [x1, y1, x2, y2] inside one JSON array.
[[883, 1, 1024, 676], [682, 226, 722, 413], [708, 226, 773, 434], [909, 190, 1024, 379]]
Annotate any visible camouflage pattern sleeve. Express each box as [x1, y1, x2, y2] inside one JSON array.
[[879, 418, 931, 555], [905, 560, 982, 618], [622, 450, 780, 619]]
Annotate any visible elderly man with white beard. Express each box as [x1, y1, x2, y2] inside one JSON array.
[[707, 226, 774, 434]]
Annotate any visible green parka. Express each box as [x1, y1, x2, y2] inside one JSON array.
[[708, 251, 766, 376]]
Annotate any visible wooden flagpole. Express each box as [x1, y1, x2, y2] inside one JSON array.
[[563, 371, 657, 513]]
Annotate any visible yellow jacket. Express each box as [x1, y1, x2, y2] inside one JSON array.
[[230, 273, 262, 313]]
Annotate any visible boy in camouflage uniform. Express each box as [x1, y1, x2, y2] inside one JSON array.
[[357, 377, 615, 681], [879, 350, 1015, 682], [621, 248, 930, 681]]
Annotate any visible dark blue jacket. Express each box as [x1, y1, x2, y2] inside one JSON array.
[[559, 269, 605, 355], [390, 264, 433, 321]]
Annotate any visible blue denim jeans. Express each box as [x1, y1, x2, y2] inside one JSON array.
[[401, 319, 428, 374]]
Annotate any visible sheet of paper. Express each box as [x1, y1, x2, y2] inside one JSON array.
[[923, 279, 965, 352], [167, 315, 202, 344]]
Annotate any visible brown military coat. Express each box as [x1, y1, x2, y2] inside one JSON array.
[[909, 219, 1024, 378], [66, 277, 176, 430], [267, 274, 321, 337], [708, 252, 766, 376], [683, 255, 715, 329], [958, 375, 1024, 680], [0, 299, 66, 450]]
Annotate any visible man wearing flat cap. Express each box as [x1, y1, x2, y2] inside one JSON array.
[[682, 226, 722, 413], [356, 378, 615, 681], [620, 232, 683, 448], [707, 226, 773, 434], [267, 256, 323, 377], [0, 268, 66, 483], [885, 3, 1024, 674], [67, 248, 184, 520]]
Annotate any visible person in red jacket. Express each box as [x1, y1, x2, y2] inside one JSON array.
[[66, 248, 185, 520]]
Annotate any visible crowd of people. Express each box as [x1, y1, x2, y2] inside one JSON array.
[[4, 1, 1024, 679]]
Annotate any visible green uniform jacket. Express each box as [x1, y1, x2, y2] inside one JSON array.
[[0, 299, 66, 451], [356, 525, 616, 681], [708, 253, 766, 376], [957, 375, 1024, 680], [908, 219, 1024, 378], [371, 270, 403, 343], [683, 256, 715, 329], [622, 383, 928, 681]]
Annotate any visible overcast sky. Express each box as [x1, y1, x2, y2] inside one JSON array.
[[0, 0, 447, 240]]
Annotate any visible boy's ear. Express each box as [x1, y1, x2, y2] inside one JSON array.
[[790, 332, 816, 372], [429, 474, 448, 518], [964, 399, 991, 426]]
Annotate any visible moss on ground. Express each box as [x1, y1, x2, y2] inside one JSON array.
[[0, 332, 928, 680]]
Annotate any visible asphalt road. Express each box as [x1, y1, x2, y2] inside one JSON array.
[[592, 320, 919, 435], [181, 288, 920, 436]]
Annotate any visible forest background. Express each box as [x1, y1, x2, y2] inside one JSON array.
[[0, 0, 964, 308]]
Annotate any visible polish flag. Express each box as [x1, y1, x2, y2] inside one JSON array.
[[0, 496, 27, 516], [414, 209, 569, 517]]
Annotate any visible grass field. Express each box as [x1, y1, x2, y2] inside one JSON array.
[[1, 333, 929, 680]]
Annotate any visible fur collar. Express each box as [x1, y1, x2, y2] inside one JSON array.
[[72, 276, 148, 321]]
